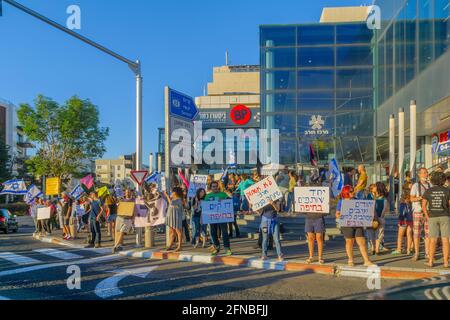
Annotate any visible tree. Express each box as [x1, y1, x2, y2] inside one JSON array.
[[17, 95, 109, 181], [0, 135, 12, 183]]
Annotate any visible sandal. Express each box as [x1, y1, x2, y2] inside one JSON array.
[[412, 255, 419, 261], [305, 257, 314, 264], [318, 259, 325, 265], [348, 260, 355, 267], [424, 262, 433, 268], [364, 262, 377, 267]]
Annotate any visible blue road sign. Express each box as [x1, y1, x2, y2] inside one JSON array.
[[169, 88, 198, 121]]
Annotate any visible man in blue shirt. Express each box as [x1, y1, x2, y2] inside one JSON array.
[[86, 192, 104, 248]]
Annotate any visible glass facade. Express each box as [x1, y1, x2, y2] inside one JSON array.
[[260, 23, 375, 166]]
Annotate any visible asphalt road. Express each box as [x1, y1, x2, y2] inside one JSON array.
[[0, 225, 406, 300]]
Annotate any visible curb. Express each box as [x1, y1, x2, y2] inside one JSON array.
[[33, 235, 450, 280]]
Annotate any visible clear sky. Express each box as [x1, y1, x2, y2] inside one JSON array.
[[0, 0, 367, 164]]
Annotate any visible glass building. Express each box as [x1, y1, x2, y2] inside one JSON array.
[[260, 23, 375, 169]]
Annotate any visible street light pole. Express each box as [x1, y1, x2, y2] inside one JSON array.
[[2, 0, 143, 173]]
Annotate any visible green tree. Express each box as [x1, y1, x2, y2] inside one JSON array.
[[0, 134, 12, 183], [17, 95, 109, 181]]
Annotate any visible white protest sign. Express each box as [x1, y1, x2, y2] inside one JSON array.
[[244, 176, 282, 211], [160, 176, 167, 192], [134, 197, 167, 227], [294, 187, 330, 214], [201, 199, 234, 225], [133, 198, 149, 228], [339, 200, 375, 227], [37, 207, 51, 220], [187, 175, 208, 198], [76, 206, 86, 217]]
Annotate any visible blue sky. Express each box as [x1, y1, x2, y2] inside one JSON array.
[[0, 0, 366, 164]]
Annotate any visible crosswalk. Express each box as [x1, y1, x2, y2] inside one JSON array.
[[0, 247, 109, 266]]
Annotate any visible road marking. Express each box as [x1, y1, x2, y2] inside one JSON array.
[[33, 248, 83, 260], [0, 252, 41, 265], [95, 266, 157, 299], [0, 254, 122, 277]]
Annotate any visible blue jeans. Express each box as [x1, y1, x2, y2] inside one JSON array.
[[89, 219, 101, 245], [286, 191, 294, 212], [262, 222, 282, 258], [191, 216, 205, 244]]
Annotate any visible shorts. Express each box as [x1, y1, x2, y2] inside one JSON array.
[[413, 212, 429, 238], [398, 220, 413, 228], [305, 218, 325, 234], [107, 214, 117, 223], [115, 216, 133, 234], [428, 216, 450, 238], [341, 227, 365, 239]]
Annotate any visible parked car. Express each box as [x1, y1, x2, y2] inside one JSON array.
[[0, 209, 19, 234]]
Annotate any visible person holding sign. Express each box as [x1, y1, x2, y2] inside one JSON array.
[[251, 200, 284, 262], [190, 188, 207, 248], [336, 185, 375, 267], [165, 187, 185, 252], [86, 192, 104, 248], [205, 181, 233, 257]]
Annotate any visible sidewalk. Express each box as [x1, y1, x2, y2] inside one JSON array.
[[32, 225, 450, 281]]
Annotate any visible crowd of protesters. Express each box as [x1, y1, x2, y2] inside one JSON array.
[[27, 164, 450, 268]]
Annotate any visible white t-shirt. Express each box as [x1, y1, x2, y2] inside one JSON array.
[[410, 181, 431, 212]]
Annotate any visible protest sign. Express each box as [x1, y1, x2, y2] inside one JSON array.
[[76, 206, 86, 217], [339, 200, 375, 227], [160, 176, 167, 192], [201, 199, 234, 225], [294, 187, 330, 214], [244, 176, 282, 211], [187, 175, 208, 198], [133, 198, 149, 228], [117, 202, 135, 217], [37, 207, 51, 220], [134, 197, 167, 227], [45, 177, 60, 196]]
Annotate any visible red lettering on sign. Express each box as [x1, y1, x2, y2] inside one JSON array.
[[230, 105, 251, 126]]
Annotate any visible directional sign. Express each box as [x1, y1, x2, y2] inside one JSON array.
[[130, 171, 149, 186], [169, 88, 198, 121]]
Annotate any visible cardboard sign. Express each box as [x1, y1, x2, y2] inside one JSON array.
[[201, 199, 234, 225], [117, 202, 136, 217], [244, 176, 282, 211], [37, 207, 51, 220], [294, 187, 330, 214], [45, 177, 60, 196], [339, 200, 375, 227], [187, 175, 208, 198]]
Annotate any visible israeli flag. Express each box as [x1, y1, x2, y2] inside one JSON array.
[[145, 172, 160, 184], [24, 185, 43, 204], [70, 184, 84, 200], [0, 179, 28, 195], [329, 159, 343, 198]]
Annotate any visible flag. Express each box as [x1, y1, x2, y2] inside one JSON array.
[[24, 185, 43, 204], [70, 184, 84, 200], [0, 179, 28, 195], [145, 172, 160, 184], [309, 144, 318, 167], [97, 186, 110, 198], [80, 174, 94, 190], [221, 166, 229, 183], [177, 168, 190, 189], [329, 159, 343, 198]]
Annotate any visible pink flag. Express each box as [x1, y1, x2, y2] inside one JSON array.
[[177, 169, 190, 189], [80, 174, 94, 190]]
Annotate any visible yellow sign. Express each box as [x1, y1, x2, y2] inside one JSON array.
[[45, 177, 61, 196]]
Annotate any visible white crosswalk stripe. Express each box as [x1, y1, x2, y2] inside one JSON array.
[[33, 248, 83, 260], [0, 252, 41, 265]]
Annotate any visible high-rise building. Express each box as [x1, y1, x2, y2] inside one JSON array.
[[95, 154, 135, 186]]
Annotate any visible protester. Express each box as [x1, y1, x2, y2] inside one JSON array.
[[227, 184, 241, 239], [86, 191, 103, 248], [205, 181, 232, 256], [251, 200, 283, 261], [181, 188, 191, 244], [373, 182, 390, 254], [30, 198, 39, 236], [275, 166, 290, 211], [236, 174, 254, 213], [112, 189, 135, 253], [190, 188, 206, 248], [354, 165, 368, 200], [422, 171, 450, 268], [392, 187, 414, 255], [286, 171, 297, 213], [305, 207, 326, 264], [336, 185, 375, 267], [410, 168, 431, 261], [344, 168, 356, 187], [104, 194, 117, 241], [165, 186, 185, 252], [59, 192, 73, 240]]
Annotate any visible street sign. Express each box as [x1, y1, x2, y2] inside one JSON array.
[[169, 88, 198, 121], [130, 170, 149, 186]]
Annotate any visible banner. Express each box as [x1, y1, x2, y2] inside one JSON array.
[[329, 158, 343, 198], [80, 174, 94, 190], [45, 177, 60, 196], [24, 185, 43, 204], [133, 198, 149, 228], [70, 184, 84, 200], [244, 176, 283, 211], [187, 175, 208, 198], [37, 207, 51, 220], [294, 187, 330, 214], [134, 197, 167, 227], [201, 199, 234, 224], [339, 200, 375, 227], [0, 179, 28, 195]]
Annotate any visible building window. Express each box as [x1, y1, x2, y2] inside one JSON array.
[[298, 25, 335, 45], [298, 47, 335, 67], [261, 26, 296, 47]]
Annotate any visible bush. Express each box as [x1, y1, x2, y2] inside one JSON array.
[[0, 202, 29, 216]]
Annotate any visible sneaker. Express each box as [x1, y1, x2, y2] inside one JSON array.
[[94, 244, 101, 248], [391, 250, 402, 255], [211, 249, 219, 257], [225, 249, 233, 256]]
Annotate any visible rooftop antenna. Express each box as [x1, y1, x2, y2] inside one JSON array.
[[225, 49, 229, 66]]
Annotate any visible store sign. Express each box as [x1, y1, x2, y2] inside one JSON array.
[[199, 111, 227, 124], [197, 107, 259, 128], [433, 130, 450, 154], [305, 115, 330, 135], [230, 105, 251, 125]]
